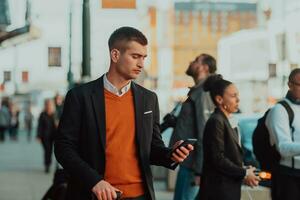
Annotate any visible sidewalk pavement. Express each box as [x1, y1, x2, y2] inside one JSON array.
[[0, 131, 173, 200]]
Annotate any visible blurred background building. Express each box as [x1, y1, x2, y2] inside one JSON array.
[[0, 0, 300, 115], [0, 0, 150, 95], [219, 0, 300, 112]]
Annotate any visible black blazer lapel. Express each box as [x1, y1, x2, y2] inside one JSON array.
[[216, 109, 242, 150], [227, 123, 241, 149], [91, 76, 106, 150], [131, 83, 144, 152]]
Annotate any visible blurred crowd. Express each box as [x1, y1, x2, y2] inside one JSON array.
[[0, 94, 64, 171]]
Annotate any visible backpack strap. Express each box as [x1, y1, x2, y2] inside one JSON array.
[[278, 101, 294, 132], [278, 100, 295, 168]]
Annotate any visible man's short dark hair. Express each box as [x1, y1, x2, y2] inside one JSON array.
[[108, 26, 148, 52], [289, 68, 300, 83], [198, 54, 217, 74]]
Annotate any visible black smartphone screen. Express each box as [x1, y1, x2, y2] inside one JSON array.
[[173, 138, 197, 153]]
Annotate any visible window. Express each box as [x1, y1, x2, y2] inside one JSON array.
[[0, 83, 4, 91], [3, 71, 11, 82], [201, 11, 209, 33], [48, 47, 61, 67], [22, 71, 29, 83], [221, 12, 228, 33], [276, 34, 286, 61], [269, 63, 276, 78], [211, 12, 218, 35]]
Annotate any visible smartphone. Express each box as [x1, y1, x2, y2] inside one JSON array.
[[172, 138, 197, 154], [116, 191, 122, 200], [254, 170, 271, 180]]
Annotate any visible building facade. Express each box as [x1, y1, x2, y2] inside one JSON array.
[[0, 0, 150, 97]]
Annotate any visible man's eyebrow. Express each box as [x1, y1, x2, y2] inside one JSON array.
[[132, 53, 147, 57]]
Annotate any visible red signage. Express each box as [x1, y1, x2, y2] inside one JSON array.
[[102, 0, 136, 9]]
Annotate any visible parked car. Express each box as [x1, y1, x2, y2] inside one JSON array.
[[236, 113, 262, 167]]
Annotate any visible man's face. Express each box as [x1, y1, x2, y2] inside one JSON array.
[[55, 95, 63, 105], [185, 56, 208, 79], [114, 41, 147, 81], [186, 57, 201, 77], [45, 100, 55, 114], [289, 73, 300, 100]]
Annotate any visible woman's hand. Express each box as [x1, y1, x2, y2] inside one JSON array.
[[244, 166, 260, 187]]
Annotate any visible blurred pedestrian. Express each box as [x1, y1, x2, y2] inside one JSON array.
[[266, 68, 300, 200], [54, 93, 64, 126], [8, 102, 20, 141], [24, 103, 34, 142], [42, 93, 68, 199], [199, 75, 260, 200], [55, 26, 194, 200], [170, 54, 216, 200], [37, 99, 56, 173], [0, 97, 10, 142]]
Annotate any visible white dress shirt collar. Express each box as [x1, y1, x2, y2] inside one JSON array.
[[103, 74, 131, 96]]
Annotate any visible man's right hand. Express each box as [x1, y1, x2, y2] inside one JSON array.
[[92, 180, 121, 200]]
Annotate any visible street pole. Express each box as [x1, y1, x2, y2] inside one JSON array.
[[13, 44, 19, 94], [82, 0, 91, 82], [67, 0, 74, 89]]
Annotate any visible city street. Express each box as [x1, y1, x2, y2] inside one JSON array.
[[0, 131, 52, 200], [0, 131, 173, 200], [1, 0, 299, 200]]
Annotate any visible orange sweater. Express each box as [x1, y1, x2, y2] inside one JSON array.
[[104, 89, 144, 198]]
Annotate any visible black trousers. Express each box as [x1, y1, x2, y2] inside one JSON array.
[[0, 126, 6, 141], [8, 127, 18, 140], [272, 169, 300, 200], [26, 128, 32, 141], [41, 138, 53, 167]]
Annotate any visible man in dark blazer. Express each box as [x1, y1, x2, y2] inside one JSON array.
[[170, 54, 216, 200], [54, 26, 193, 200]]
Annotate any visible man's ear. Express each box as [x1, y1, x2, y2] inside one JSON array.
[[288, 81, 293, 89], [110, 49, 120, 63]]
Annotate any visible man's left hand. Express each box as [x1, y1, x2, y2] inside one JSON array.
[[171, 140, 194, 163]]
